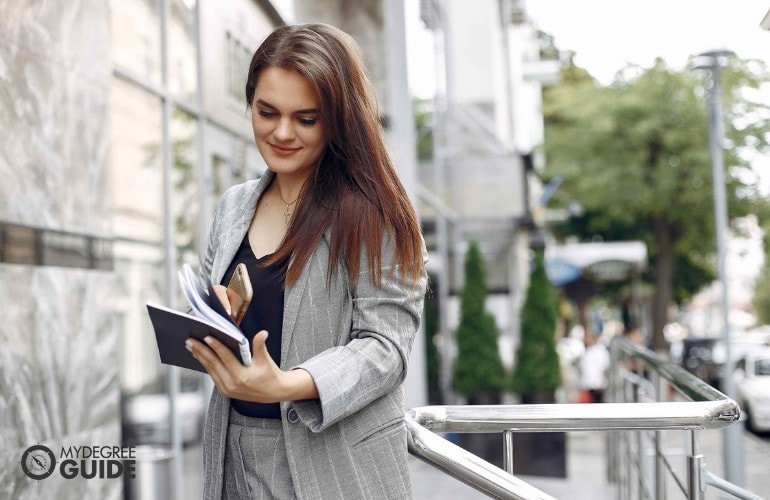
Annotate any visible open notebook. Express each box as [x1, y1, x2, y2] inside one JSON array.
[[146, 264, 252, 373]]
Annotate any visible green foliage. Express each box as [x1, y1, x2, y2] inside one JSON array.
[[511, 251, 562, 396], [752, 201, 770, 325], [453, 242, 506, 401], [413, 98, 434, 162], [542, 56, 770, 345], [753, 259, 770, 325], [422, 275, 441, 403]]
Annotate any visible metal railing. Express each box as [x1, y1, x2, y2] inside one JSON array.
[[406, 337, 761, 500]]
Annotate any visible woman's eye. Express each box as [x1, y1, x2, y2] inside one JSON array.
[[298, 118, 317, 126], [257, 110, 275, 118]]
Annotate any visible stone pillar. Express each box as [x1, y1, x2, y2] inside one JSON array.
[[0, 1, 121, 498]]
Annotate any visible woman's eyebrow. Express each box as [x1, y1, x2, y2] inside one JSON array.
[[255, 99, 319, 114], [254, 99, 275, 109]]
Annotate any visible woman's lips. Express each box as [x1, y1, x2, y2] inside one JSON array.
[[269, 143, 301, 156]]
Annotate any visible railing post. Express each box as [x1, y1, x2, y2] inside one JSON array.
[[623, 375, 633, 500], [688, 430, 705, 500], [607, 347, 620, 486], [503, 430, 514, 474], [636, 428, 644, 499], [653, 370, 666, 499], [655, 431, 665, 499], [626, 376, 643, 500]]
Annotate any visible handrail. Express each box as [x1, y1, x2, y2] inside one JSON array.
[[408, 399, 738, 433], [405, 417, 557, 500], [611, 337, 734, 403], [405, 337, 746, 499], [706, 472, 764, 500], [409, 339, 738, 435]]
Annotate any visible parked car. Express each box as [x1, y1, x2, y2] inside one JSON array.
[[675, 331, 769, 391], [734, 347, 770, 433]]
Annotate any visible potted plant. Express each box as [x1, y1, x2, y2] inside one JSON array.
[[453, 241, 507, 465], [510, 248, 567, 477]]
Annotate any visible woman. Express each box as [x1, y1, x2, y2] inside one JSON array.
[[185, 23, 427, 499]]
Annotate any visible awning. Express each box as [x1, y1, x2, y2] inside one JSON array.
[[545, 241, 647, 285]]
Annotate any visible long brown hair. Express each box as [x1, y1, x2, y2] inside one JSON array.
[[245, 23, 423, 288]]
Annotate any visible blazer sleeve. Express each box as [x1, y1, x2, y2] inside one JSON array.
[[189, 182, 249, 315], [292, 237, 428, 432]]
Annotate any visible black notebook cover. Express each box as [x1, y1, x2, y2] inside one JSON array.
[[146, 303, 250, 373]]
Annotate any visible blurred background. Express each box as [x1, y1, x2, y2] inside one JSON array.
[[1, 1, 769, 499]]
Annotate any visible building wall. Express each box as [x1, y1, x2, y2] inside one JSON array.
[[445, 0, 503, 107], [294, 0, 388, 111], [0, 1, 121, 499]]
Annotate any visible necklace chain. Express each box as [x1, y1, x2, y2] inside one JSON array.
[[278, 191, 299, 225]]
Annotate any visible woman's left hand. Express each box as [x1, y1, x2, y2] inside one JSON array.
[[186, 331, 318, 403]]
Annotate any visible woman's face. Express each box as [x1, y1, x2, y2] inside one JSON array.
[[251, 66, 327, 181]]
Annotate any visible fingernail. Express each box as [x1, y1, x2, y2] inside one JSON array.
[[185, 340, 193, 352], [204, 336, 213, 345]]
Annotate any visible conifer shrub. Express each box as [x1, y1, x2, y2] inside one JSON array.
[[453, 241, 506, 403], [423, 274, 442, 403], [511, 249, 561, 397]]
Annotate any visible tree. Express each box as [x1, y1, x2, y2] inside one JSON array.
[[543, 56, 770, 349], [452, 241, 506, 403], [511, 250, 561, 398]]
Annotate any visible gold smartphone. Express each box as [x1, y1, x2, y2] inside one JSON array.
[[226, 263, 253, 326]]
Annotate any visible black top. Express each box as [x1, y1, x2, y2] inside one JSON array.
[[220, 235, 287, 419]]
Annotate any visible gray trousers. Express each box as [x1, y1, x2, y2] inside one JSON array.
[[223, 408, 297, 500]]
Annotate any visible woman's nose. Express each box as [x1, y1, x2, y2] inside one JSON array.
[[273, 118, 295, 141]]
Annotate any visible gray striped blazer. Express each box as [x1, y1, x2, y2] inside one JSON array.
[[200, 171, 428, 499]]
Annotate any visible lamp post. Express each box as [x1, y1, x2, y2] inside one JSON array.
[[693, 49, 744, 487]]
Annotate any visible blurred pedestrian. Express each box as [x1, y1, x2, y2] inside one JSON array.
[[579, 331, 610, 403], [186, 23, 428, 499]]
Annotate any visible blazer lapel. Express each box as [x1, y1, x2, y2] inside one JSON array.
[[281, 257, 309, 366], [281, 231, 331, 366], [210, 171, 274, 284]]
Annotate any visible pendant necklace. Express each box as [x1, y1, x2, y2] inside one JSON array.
[[278, 191, 299, 225]]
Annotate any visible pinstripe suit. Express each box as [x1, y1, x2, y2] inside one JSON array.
[[200, 171, 428, 499]]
